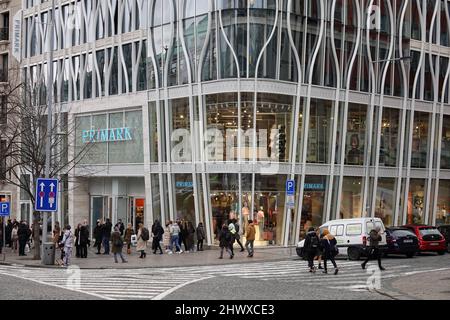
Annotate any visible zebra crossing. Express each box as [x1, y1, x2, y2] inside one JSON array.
[[0, 259, 437, 299]]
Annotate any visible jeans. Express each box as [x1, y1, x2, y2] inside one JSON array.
[[220, 246, 233, 258], [80, 244, 88, 258], [102, 237, 110, 254], [114, 252, 127, 263], [197, 239, 204, 251], [245, 240, 254, 255], [307, 251, 316, 269], [170, 235, 181, 252]]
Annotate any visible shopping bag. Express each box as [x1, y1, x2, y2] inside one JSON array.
[[131, 235, 137, 247]]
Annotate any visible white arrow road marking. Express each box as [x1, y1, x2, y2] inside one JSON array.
[[39, 182, 45, 208], [152, 276, 214, 300]]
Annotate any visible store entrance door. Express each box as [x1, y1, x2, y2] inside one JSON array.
[[131, 198, 145, 233]]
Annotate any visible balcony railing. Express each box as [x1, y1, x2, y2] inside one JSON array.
[[0, 28, 8, 41]]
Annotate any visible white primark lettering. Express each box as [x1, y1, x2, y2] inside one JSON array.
[[175, 304, 209, 318], [124, 127, 132, 140]]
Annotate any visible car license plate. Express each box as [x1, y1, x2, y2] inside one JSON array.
[[430, 243, 439, 246], [403, 240, 413, 243]]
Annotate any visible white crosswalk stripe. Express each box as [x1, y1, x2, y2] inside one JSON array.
[[0, 259, 439, 298]]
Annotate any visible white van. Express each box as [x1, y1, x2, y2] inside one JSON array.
[[296, 217, 387, 260]]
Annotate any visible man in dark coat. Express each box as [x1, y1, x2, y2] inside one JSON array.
[[151, 220, 164, 254], [93, 220, 103, 254], [5, 219, 12, 247], [102, 219, 112, 254], [17, 221, 29, 256], [79, 222, 89, 258], [218, 224, 233, 259], [304, 227, 319, 273]]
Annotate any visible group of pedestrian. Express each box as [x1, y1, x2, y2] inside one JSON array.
[[74, 220, 89, 258], [303, 226, 385, 275], [1, 219, 32, 256], [218, 219, 255, 259], [93, 218, 113, 255]]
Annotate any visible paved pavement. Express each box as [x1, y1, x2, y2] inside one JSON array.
[[1, 254, 449, 300], [0, 245, 295, 269]]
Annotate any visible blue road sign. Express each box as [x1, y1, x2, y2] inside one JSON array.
[[35, 178, 59, 212], [286, 180, 295, 196], [0, 202, 10, 216]]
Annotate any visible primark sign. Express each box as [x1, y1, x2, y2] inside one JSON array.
[[82, 127, 133, 143]]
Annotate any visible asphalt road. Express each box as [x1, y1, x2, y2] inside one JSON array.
[[0, 252, 448, 300]]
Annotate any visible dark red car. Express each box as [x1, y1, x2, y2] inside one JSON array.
[[402, 224, 446, 255]]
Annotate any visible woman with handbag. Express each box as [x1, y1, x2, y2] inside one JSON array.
[[321, 229, 339, 275], [124, 223, 134, 255]]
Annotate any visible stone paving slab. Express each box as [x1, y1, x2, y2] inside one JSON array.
[[0, 245, 298, 269]]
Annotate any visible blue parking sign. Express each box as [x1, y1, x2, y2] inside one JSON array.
[[286, 180, 295, 196], [0, 202, 10, 216]]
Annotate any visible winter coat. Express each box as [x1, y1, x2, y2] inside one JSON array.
[[5, 222, 12, 243], [219, 227, 232, 248], [152, 223, 164, 241], [163, 226, 171, 246], [304, 230, 319, 254], [124, 227, 134, 243], [11, 227, 18, 241], [111, 231, 124, 254], [196, 225, 206, 240], [368, 229, 382, 248], [94, 224, 103, 241], [136, 228, 147, 251], [170, 223, 181, 236], [245, 224, 256, 241], [321, 234, 338, 259], [102, 222, 112, 239], [53, 226, 61, 244], [60, 230, 74, 249], [18, 224, 29, 241]]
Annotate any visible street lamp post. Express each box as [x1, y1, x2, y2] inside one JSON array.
[[364, 56, 411, 217], [42, 0, 55, 245]]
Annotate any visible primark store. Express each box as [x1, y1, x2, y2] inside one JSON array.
[[19, 0, 450, 246]]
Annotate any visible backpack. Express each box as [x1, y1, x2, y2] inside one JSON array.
[[141, 228, 150, 241], [113, 236, 123, 247], [310, 234, 319, 248]]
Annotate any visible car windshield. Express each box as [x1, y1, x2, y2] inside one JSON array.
[[419, 228, 441, 236], [392, 229, 416, 237]]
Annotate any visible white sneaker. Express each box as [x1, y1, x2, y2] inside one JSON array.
[[168, 251, 173, 255], [177, 250, 183, 254]]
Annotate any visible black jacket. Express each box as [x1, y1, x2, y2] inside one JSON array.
[[304, 231, 319, 254], [94, 224, 102, 240], [321, 237, 338, 259], [152, 224, 164, 241], [219, 227, 232, 248], [103, 222, 112, 238], [18, 224, 30, 241]]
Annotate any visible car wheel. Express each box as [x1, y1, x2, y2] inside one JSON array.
[[348, 247, 361, 261], [406, 252, 414, 258], [438, 251, 446, 256]]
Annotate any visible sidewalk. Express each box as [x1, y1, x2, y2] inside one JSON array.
[[0, 245, 298, 269]]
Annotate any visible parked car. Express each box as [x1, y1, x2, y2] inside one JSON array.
[[437, 225, 450, 253], [385, 227, 419, 258], [402, 224, 446, 255], [296, 218, 387, 260]]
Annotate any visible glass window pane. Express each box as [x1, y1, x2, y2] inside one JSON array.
[[407, 179, 425, 224], [436, 180, 450, 226], [379, 108, 400, 167], [411, 112, 429, 168], [345, 104, 366, 165], [341, 177, 362, 218], [375, 178, 396, 227]]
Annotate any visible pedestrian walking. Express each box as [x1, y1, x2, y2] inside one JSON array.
[[219, 224, 233, 259], [321, 229, 339, 275], [245, 219, 256, 257], [361, 226, 385, 271], [196, 222, 206, 251], [75, 223, 82, 258], [111, 227, 127, 263], [230, 219, 245, 252], [180, 220, 189, 252], [11, 224, 18, 253], [169, 221, 182, 254], [59, 225, 74, 267], [315, 229, 324, 269], [18, 221, 29, 256], [151, 220, 164, 254], [5, 219, 12, 248], [187, 221, 195, 252], [304, 227, 320, 272], [124, 223, 134, 255], [163, 221, 172, 253], [102, 218, 112, 254], [136, 223, 148, 258], [94, 220, 102, 254]]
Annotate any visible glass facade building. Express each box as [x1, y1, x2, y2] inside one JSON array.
[[21, 0, 450, 245]]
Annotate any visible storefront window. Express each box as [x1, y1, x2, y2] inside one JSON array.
[[436, 180, 450, 226], [209, 173, 239, 241], [307, 99, 332, 163], [407, 179, 425, 224], [379, 108, 400, 167], [256, 93, 293, 162], [442, 115, 450, 169], [300, 176, 326, 239], [170, 98, 191, 162], [174, 174, 195, 224], [411, 112, 429, 168], [345, 104, 367, 165], [253, 174, 287, 245], [341, 177, 363, 219], [375, 178, 395, 227], [205, 93, 238, 162]]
